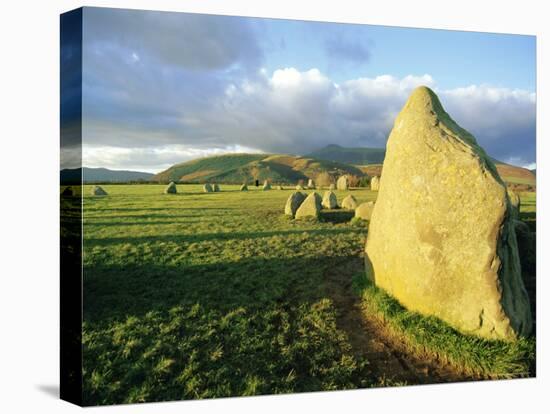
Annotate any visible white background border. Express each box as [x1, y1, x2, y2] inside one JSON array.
[[0, 0, 547, 412]]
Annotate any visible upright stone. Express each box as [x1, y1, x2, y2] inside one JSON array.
[[365, 86, 531, 341], [336, 175, 348, 190], [203, 183, 213, 193], [213, 183, 220, 192], [341, 195, 358, 210], [284, 191, 306, 217], [295, 192, 322, 219], [91, 185, 107, 196], [307, 179, 315, 189], [370, 176, 380, 191], [262, 180, 271, 191], [355, 201, 375, 220], [322, 191, 338, 209], [240, 184, 248, 191], [164, 181, 177, 194]]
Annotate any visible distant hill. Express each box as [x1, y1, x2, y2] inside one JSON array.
[[495, 164, 536, 186], [153, 153, 365, 184], [61, 167, 154, 184], [306, 144, 386, 165]]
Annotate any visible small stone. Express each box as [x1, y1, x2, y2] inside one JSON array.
[[284, 191, 306, 216], [342, 195, 358, 210], [322, 191, 338, 209], [164, 182, 177, 194], [295, 192, 322, 219]]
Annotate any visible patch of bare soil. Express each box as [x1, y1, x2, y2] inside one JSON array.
[[324, 257, 475, 386]]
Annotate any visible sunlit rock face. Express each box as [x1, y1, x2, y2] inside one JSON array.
[[365, 86, 532, 341]]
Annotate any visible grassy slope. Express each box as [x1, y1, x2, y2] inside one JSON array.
[[496, 164, 536, 186], [354, 277, 535, 378], [82, 184, 377, 405], [82, 185, 535, 405], [153, 154, 267, 183], [153, 153, 365, 184]]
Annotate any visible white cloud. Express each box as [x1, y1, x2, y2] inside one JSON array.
[[438, 85, 536, 140], [82, 64, 536, 171], [82, 144, 264, 173]]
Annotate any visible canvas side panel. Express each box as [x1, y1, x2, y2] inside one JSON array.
[[60, 7, 83, 406]]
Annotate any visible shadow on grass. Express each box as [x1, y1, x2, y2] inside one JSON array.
[[84, 228, 362, 247], [83, 254, 378, 405], [84, 254, 355, 325], [84, 218, 219, 227], [321, 210, 354, 224], [84, 207, 235, 214]]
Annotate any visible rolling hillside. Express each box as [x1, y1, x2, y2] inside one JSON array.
[[153, 153, 365, 184]]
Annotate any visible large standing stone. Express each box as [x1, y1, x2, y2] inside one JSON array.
[[295, 192, 322, 219], [240, 184, 248, 191], [355, 201, 375, 220], [341, 195, 358, 210], [284, 191, 306, 216], [307, 179, 316, 189], [370, 176, 380, 191], [203, 183, 213, 193], [336, 175, 348, 190], [164, 181, 177, 194], [322, 191, 338, 209], [365, 86, 531, 341], [213, 183, 220, 192], [91, 185, 107, 196], [262, 181, 271, 191]]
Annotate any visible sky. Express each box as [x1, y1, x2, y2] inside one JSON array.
[[65, 7, 536, 173]]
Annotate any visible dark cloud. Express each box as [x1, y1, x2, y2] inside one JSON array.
[[84, 7, 263, 71], [324, 35, 371, 66], [82, 8, 266, 150]]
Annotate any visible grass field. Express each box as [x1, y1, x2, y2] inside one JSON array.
[[81, 184, 536, 405]]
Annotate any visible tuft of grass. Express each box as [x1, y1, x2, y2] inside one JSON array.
[[349, 217, 368, 228], [352, 272, 535, 379]]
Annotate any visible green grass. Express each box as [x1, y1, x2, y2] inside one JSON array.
[[352, 273, 535, 379], [82, 184, 376, 405], [519, 191, 536, 229], [81, 184, 535, 405]]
